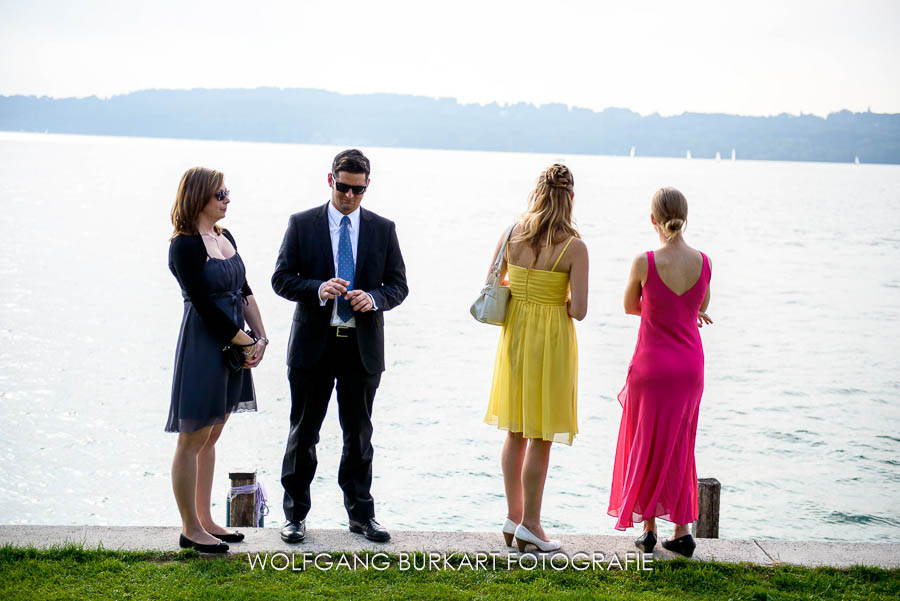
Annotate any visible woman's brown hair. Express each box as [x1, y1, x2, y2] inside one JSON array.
[[651, 187, 688, 241], [512, 164, 580, 265], [169, 166, 224, 240]]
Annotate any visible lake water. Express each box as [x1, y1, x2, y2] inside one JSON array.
[[0, 132, 898, 542]]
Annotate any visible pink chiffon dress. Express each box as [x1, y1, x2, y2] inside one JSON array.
[[608, 250, 710, 530]]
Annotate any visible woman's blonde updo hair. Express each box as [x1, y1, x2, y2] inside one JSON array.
[[170, 166, 224, 240], [651, 187, 688, 241], [513, 164, 580, 264]]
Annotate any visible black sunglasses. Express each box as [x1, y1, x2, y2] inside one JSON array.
[[215, 188, 230, 201], [332, 176, 367, 195]]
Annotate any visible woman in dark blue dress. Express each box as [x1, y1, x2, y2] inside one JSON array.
[[166, 167, 268, 553]]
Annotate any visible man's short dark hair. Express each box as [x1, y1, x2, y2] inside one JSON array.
[[332, 149, 371, 179]]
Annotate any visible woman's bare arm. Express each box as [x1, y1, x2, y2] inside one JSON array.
[[242, 295, 267, 367], [623, 253, 647, 316], [566, 239, 589, 321], [485, 226, 513, 286], [698, 255, 712, 326]]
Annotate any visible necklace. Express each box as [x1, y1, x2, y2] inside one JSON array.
[[200, 230, 220, 250]]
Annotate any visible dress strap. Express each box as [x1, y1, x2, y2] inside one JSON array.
[[645, 251, 656, 284], [550, 237, 576, 272]]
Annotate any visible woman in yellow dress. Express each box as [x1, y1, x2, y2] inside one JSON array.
[[483, 164, 589, 552]]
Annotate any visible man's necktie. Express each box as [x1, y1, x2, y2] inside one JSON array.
[[337, 215, 355, 322]]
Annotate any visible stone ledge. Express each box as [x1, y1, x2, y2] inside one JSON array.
[[1, 526, 897, 569]]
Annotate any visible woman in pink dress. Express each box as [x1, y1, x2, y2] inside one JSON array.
[[608, 187, 713, 558]]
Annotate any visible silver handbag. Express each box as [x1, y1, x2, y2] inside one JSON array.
[[470, 225, 514, 325]]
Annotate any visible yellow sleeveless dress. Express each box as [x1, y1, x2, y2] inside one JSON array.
[[484, 238, 578, 445]]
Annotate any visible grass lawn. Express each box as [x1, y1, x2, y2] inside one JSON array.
[[1, 545, 898, 600]]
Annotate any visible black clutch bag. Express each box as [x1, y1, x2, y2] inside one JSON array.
[[223, 330, 256, 373]]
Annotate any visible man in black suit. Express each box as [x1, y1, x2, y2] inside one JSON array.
[[272, 149, 408, 543]]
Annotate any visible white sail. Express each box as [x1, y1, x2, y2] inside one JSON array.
[[686, 150, 692, 160], [855, 156, 860, 164], [731, 148, 736, 161], [630, 146, 635, 158], [715, 152, 721, 161]]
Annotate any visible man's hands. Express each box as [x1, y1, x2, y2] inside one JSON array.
[[320, 277, 350, 300], [319, 277, 374, 313], [345, 290, 374, 312]]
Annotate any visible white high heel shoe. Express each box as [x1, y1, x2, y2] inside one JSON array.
[[502, 518, 518, 547], [514, 524, 561, 553]]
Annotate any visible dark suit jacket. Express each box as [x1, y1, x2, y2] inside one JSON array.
[[272, 202, 408, 374]]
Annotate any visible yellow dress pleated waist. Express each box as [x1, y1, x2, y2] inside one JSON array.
[[507, 264, 570, 305]]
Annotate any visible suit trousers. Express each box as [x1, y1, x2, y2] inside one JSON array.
[[281, 328, 382, 523]]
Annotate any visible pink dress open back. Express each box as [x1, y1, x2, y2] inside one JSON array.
[[608, 250, 710, 530]]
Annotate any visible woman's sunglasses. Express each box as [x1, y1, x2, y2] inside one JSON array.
[[332, 176, 367, 195], [215, 189, 230, 201]]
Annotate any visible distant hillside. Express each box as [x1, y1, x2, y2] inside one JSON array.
[[1, 88, 898, 164]]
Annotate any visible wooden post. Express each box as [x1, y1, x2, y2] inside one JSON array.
[[692, 478, 720, 538], [228, 470, 257, 528]]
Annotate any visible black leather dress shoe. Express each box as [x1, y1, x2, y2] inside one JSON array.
[[211, 531, 244, 543], [178, 533, 229, 554], [281, 521, 306, 543], [661, 534, 696, 558], [349, 518, 391, 542], [634, 530, 657, 553]]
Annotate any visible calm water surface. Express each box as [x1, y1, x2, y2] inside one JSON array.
[[0, 132, 898, 542]]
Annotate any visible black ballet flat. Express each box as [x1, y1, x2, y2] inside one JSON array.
[[211, 531, 244, 543], [661, 534, 696, 558], [179, 533, 229, 554], [634, 530, 657, 553]]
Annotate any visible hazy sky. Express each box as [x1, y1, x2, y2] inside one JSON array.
[[1, 0, 898, 116]]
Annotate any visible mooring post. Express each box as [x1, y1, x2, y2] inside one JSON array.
[[692, 478, 720, 538], [228, 470, 257, 528]]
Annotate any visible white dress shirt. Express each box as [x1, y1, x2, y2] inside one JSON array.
[[318, 202, 377, 327]]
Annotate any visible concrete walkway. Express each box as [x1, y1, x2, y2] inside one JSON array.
[[1, 526, 898, 569]]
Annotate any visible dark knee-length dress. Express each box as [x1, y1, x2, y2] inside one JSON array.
[[165, 229, 256, 433]]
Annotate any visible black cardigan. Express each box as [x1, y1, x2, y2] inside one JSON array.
[[168, 229, 253, 344]]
